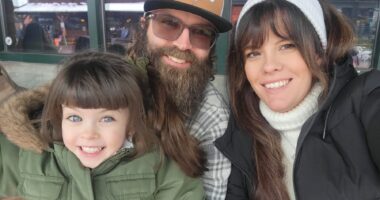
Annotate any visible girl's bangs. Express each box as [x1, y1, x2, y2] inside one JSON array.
[[60, 68, 133, 110]]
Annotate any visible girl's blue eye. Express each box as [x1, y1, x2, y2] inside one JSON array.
[[100, 116, 115, 123], [67, 115, 82, 122]]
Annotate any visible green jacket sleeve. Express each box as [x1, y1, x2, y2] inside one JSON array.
[[0, 133, 21, 197], [155, 158, 205, 200]]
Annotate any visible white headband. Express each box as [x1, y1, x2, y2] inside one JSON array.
[[236, 0, 327, 49]]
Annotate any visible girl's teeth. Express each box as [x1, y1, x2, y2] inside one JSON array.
[[168, 56, 186, 64], [265, 80, 289, 89], [81, 146, 102, 153]]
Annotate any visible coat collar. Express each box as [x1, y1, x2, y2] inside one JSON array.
[[319, 56, 358, 112], [0, 84, 50, 153], [295, 56, 358, 156], [52, 143, 136, 176]]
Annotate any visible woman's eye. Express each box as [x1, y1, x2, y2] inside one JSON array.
[[280, 43, 296, 50], [67, 115, 82, 122], [245, 51, 260, 59], [100, 116, 115, 123]]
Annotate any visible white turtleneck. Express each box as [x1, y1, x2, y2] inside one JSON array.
[[259, 83, 323, 200]]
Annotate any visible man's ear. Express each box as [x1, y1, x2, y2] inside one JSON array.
[[140, 16, 146, 29]]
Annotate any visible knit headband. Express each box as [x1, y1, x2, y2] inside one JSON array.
[[236, 0, 327, 49]]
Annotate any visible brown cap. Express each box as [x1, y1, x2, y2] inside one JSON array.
[[144, 0, 232, 33]]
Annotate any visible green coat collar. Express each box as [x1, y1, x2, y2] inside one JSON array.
[[52, 143, 136, 176]]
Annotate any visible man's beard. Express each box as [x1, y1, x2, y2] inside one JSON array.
[[147, 46, 213, 116]]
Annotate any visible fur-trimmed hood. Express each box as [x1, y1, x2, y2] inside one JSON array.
[[0, 85, 50, 153]]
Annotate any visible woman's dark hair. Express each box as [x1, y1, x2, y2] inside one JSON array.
[[108, 43, 127, 56], [74, 36, 90, 52], [23, 22, 56, 52], [228, 0, 354, 199], [41, 51, 157, 156]]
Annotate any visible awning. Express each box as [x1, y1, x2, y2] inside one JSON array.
[[14, 2, 87, 12], [14, 2, 144, 13], [105, 2, 144, 12]]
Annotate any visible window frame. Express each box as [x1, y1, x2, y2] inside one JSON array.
[[0, 1, 103, 64], [0, 0, 230, 74], [372, 11, 380, 70]]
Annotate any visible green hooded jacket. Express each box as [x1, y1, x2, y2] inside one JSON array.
[[0, 86, 205, 200]]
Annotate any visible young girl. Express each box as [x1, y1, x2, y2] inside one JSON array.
[[0, 51, 204, 199], [216, 0, 380, 199]]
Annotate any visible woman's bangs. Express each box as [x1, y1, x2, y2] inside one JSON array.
[[239, 4, 291, 51]]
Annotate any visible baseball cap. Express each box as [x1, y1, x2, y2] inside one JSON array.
[[144, 0, 232, 33]]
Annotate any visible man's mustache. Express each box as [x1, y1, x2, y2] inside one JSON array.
[[155, 47, 197, 63]]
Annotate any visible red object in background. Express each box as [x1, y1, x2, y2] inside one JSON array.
[[231, 5, 243, 25]]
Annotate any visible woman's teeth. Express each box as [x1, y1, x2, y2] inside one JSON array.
[[264, 80, 289, 89]]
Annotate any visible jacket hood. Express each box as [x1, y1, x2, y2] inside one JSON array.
[[0, 84, 50, 153]]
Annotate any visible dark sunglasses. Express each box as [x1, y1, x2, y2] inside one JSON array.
[[145, 12, 218, 50]]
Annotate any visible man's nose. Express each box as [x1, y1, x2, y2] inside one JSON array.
[[172, 28, 192, 51]]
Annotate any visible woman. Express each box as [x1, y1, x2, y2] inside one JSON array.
[[216, 0, 380, 199]]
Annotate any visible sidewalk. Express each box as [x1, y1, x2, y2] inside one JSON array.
[[1, 61, 58, 89]]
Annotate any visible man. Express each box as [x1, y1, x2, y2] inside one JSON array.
[[128, 0, 232, 199]]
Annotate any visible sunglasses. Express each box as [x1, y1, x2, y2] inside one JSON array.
[[145, 12, 218, 50]]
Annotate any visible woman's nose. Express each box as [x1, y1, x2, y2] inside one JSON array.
[[262, 54, 283, 73]]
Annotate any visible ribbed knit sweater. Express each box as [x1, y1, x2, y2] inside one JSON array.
[[259, 83, 323, 200]]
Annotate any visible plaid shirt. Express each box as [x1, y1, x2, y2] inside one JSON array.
[[187, 83, 231, 200]]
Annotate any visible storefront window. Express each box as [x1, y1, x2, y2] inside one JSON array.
[[104, 0, 144, 55], [332, 0, 380, 69], [3, 0, 88, 54]]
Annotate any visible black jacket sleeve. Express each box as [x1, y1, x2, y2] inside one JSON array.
[[363, 87, 380, 172], [359, 70, 380, 173]]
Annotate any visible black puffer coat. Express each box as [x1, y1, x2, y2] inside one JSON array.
[[216, 58, 380, 200]]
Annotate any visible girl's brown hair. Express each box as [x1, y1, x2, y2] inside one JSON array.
[[228, 0, 354, 199], [41, 51, 158, 156]]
